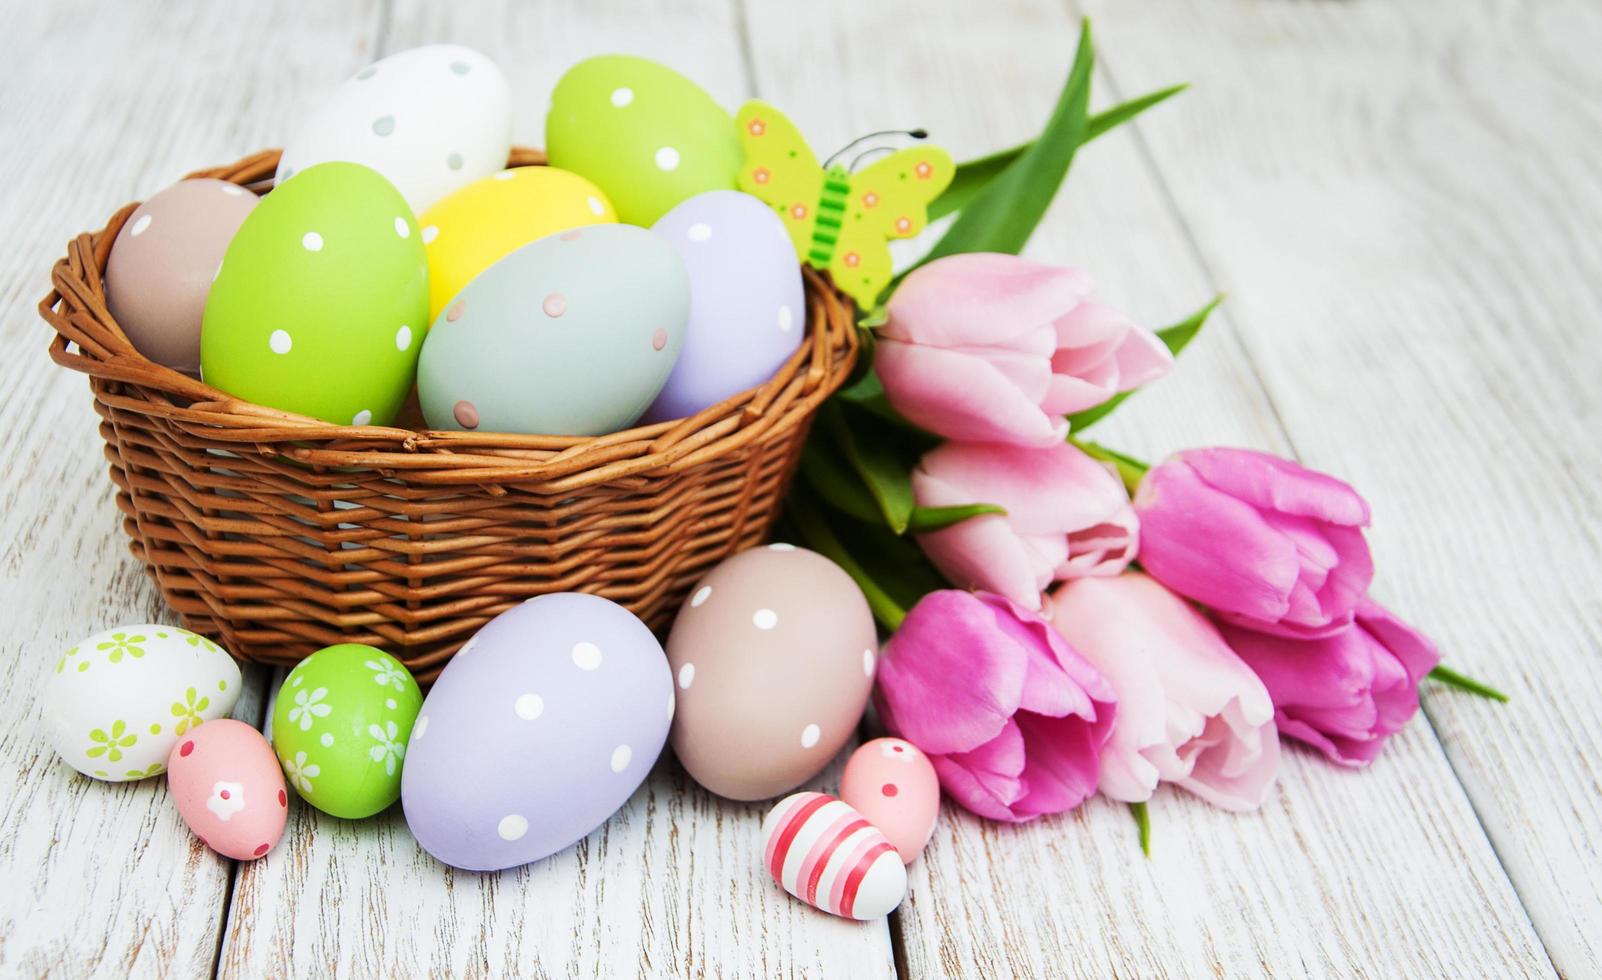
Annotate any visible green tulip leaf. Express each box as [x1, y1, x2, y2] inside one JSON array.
[[908, 19, 1095, 271], [1428, 664, 1510, 703], [799, 440, 884, 526], [1130, 801, 1152, 856], [1072, 439, 1151, 497], [928, 82, 1188, 222], [822, 403, 918, 534], [785, 486, 908, 630]]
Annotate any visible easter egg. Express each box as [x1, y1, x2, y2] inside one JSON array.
[[201, 162, 428, 426], [760, 792, 906, 919], [401, 593, 673, 871], [167, 719, 288, 860], [666, 544, 876, 801], [277, 44, 512, 214], [840, 738, 940, 863], [416, 224, 689, 436], [104, 179, 258, 375], [270, 644, 421, 819], [546, 55, 741, 226], [644, 191, 804, 422], [419, 165, 616, 320], [42, 625, 241, 782]]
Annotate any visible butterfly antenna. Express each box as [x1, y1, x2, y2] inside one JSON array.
[[848, 146, 897, 172], [823, 128, 928, 170]]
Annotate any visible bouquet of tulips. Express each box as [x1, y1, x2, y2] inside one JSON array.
[[782, 22, 1502, 843]]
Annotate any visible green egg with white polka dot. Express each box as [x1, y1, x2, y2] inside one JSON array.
[[271, 644, 422, 819], [201, 162, 428, 426], [546, 55, 741, 226]]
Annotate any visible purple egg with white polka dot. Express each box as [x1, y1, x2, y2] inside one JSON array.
[[642, 190, 805, 423], [401, 593, 673, 872]]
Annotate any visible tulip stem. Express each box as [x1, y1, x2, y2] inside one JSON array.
[[1428, 664, 1510, 703], [1072, 439, 1150, 497], [1129, 801, 1152, 857]]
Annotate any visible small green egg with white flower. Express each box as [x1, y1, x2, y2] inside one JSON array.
[[271, 644, 421, 819]]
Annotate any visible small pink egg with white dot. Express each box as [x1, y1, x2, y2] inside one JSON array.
[[839, 738, 939, 863]]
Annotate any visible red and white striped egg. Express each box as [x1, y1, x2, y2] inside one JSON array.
[[759, 791, 906, 920]]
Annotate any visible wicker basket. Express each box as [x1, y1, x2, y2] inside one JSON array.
[[41, 148, 859, 681]]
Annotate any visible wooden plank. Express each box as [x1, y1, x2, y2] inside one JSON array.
[[738, 0, 1557, 975], [215, 2, 896, 976], [1074, 1, 1602, 975], [0, 2, 382, 975]]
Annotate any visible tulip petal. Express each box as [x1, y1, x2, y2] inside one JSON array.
[[930, 720, 1029, 822], [877, 340, 1066, 446], [884, 253, 1093, 348], [916, 441, 1131, 535], [911, 510, 1051, 610], [1047, 574, 1279, 810], [1179, 448, 1372, 529], [1108, 320, 1175, 390], [876, 592, 1030, 754], [1179, 711, 1280, 811], [1135, 462, 1301, 621], [1043, 301, 1174, 415], [1011, 710, 1107, 817]]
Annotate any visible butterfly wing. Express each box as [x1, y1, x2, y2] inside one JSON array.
[[830, 147, 956, 307], [736, 100, 824, 262]]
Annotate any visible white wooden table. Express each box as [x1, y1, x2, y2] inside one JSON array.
[[3, 1, 1598, 976]]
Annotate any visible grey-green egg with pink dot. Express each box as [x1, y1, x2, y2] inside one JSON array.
[[416, 223, 690, 436]]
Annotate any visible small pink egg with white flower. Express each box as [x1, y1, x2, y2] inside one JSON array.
[[166, 719, 287, 860], [839, 737, 940, 863]]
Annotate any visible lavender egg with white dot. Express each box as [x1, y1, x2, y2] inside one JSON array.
[[642, 191, 804, 423], [401, 593, 672, 872]]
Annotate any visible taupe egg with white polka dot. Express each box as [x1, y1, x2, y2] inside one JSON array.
[[275, 44, 512, 214], [666, 544, 878, 801], [105, 179, 257, 376]]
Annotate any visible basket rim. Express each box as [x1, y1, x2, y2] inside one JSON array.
[[40, 146, 860, 491]]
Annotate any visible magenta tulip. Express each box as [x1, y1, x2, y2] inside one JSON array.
[[912, 440, 1137, 610], [875, 590, 1117, 823], [1046, 573, 1280, 812], [876, 253, 1172, 447], [1134, 448, 1374, 638], [1216, 599, 1440, 767]]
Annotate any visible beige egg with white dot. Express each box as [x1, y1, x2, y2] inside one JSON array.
[[665, 544, 877, 801], [105, 179, 258, 376]]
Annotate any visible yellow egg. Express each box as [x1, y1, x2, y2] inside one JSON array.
[[419, 166, 616, 319]]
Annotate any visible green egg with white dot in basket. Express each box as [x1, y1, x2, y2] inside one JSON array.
[[546, 55, 742, 227], [271, 644, 422, 819], [200, 161, 428, 427]]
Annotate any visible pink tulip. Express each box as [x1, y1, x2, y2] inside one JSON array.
[[1045, 573, 1280, 811], [1216, 599, 1440, 767], [875, 590, 1117, 823], [912, 441, 1137, 610], [1134, 448, 1374, 639], [876, 253, 1172, 447]]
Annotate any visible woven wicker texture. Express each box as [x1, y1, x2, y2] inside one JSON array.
[[41, 148, 859, 681]]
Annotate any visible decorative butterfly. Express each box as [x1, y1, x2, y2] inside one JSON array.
[[735, 100, 954, 309]]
